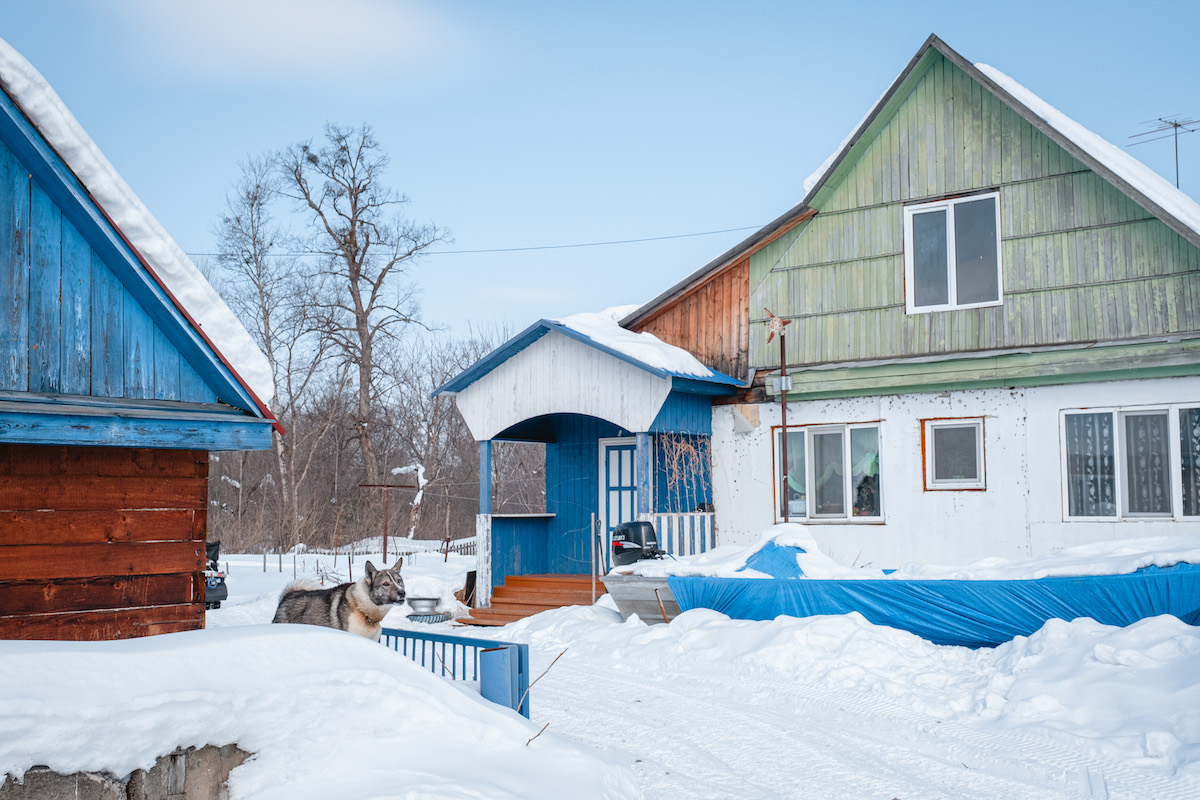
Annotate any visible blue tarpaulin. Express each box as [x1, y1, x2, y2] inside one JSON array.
[[670, 558, 1200, 648]]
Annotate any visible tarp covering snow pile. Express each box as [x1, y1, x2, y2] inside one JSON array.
[[659, 528, 1200, 648]]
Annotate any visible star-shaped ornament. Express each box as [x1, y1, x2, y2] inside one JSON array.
[[764, 307, 792, 343]]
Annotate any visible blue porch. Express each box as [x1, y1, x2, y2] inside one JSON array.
[[435, 316, 739, 605]]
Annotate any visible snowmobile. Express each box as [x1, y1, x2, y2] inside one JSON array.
[[204, 541, 228, 609]]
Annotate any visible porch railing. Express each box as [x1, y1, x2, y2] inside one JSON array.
[[647, 512, 717, 557], [380, 627, 530, 718]]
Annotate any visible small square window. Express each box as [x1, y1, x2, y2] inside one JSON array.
[[924, 418, 985, 490], [904, 193, 1002, 313]]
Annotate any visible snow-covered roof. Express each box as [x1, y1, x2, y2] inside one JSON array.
[[554, 306, 722, 381], [0, 37, 275, 406], [434, 306, 742, 397], [976, 63, 1200, 239]]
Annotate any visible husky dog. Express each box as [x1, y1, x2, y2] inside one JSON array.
[[271, 559, 405, 641]]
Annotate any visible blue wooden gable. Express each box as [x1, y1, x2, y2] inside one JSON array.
[[0, 86, 273, 451]]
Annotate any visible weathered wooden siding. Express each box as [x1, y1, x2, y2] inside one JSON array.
[[0, 139, 217, 404], [751, 53, 1200, 369], [631, 257, 750, 380], [0, 444, 207, 640]]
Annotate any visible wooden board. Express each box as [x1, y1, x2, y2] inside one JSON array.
[[0, 573, 196, 615], [0, 541, 205, 581], [0, 509, 198, 546], [0, 603, 204, 641]]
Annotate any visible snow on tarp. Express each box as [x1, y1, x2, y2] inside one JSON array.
[[669, 565, 1200, 648], [638, 525, 1200, 648], [0, 37, 275, 405], [554, 306, 718, 380]]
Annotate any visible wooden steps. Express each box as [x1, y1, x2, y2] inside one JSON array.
[[458, 574, 600, 627]]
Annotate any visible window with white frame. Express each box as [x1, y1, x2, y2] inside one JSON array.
[[904, 192, 1002, 313], [776, 424, 881, 521], [1062, 405, 1200, 519], [924, 418, 985, 490]]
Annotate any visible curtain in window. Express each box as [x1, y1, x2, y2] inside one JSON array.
[[851, 428, 880, 517], [812, 431, 845, 516], [1182, 408, 1200, 517], [1124, 413, 1171, 515], [778, 431, 806, 518], [1065, 413, 1115, 517]]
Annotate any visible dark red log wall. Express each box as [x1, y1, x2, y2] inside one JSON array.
[[0, 444, 207, 640]]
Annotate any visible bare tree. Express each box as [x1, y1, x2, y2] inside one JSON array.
[[279, 125, 449, 485], [215, 156, 342, 550]]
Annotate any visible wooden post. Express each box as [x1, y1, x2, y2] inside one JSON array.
[[635, 432, 651, 517], [479, 440, 493, 515]]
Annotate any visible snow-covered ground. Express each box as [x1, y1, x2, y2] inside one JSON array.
[[3, 546, 1199, 799]]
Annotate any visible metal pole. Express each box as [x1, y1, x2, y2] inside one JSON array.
[[780, 332, 789, 523]]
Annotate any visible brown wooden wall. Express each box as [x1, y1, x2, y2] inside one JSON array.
[[630, 256, 750, 381], [0, 444, 208, 640]]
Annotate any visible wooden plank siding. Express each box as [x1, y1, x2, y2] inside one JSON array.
[[0, 138, 218, 406], [0, 443, 208, 640], [750, 52, 1200, 370], [630, 257, 751, 381]]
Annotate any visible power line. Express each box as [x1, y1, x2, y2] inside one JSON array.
[[184, 224, 763, 259]]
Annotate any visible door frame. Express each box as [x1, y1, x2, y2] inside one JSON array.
[[598, 437, 641, 544]]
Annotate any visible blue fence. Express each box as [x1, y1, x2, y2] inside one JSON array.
[[380, 627, 531, 718]]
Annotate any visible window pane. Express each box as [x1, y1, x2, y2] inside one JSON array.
[[912, 210, 949, 307], [953, 198, 999, 305], [812, 431, 845, 516], [1182, 408, 1200, 517], [850, 427, 880, 517], [1065, 413, 1116, 516], [1124, 412, 1171, 515], [932, 424, 979, 481], [778, 430, 806, 518]]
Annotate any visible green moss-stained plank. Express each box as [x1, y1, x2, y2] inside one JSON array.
[[751, 51, 1200, 371]]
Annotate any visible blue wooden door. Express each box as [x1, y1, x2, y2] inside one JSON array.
[[600, 439, 638, 545]]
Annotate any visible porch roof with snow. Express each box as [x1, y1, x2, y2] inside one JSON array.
[[0, 38, 277, 451], [434, 313, 741, 442]]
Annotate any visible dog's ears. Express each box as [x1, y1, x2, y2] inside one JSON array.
[[365, 561, 377, 577], [391, 557, 403, 571]]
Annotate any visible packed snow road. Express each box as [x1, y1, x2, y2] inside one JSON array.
[[497, 605, 1200, 800]]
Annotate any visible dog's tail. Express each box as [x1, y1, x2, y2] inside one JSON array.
[[278, 577, 322, 597]]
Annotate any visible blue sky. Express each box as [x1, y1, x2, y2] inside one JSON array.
[[4, 1, 1199, 334]]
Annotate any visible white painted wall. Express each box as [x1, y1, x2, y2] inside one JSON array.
[[712, 376, 1200, 569], [453, 331, 672, 441]]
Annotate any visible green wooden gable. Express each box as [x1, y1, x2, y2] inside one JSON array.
[[750, 36, 1200, 397]]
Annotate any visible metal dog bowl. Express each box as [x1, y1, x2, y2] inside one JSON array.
[[407, 597, 439, 614]]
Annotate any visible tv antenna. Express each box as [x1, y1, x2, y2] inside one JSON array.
[[1128, 115, 1199, 188]]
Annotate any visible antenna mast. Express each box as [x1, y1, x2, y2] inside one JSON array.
[[1128, 115, 1200, 188]]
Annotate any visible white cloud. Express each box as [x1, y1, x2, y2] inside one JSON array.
[[113, 0, 475, 90]]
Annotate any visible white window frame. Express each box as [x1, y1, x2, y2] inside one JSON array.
[[903, 191, 1003, 314], [923, 418, 986, 490], [1059, 404, 1199, 521], [773, 422, 883, 523]]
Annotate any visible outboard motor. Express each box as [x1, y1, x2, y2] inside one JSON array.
[[611, 521, 666, 567]]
